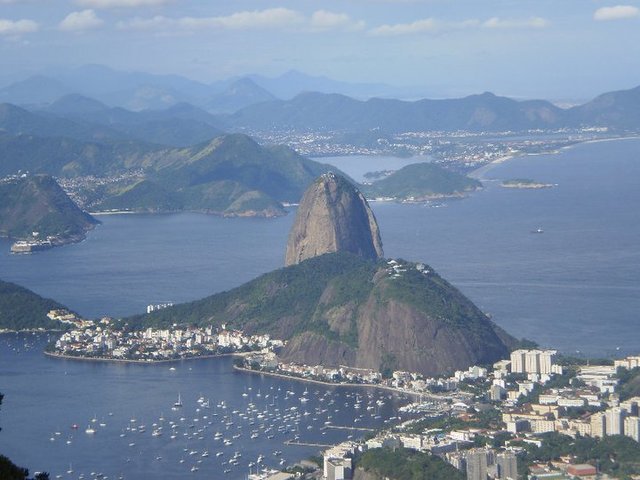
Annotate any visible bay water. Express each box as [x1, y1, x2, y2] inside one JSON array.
[[1, 138, 640, 477]]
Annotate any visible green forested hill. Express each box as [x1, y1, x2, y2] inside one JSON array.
[[0, 130, 341, 217], [94, 134, 339, 215], [361, 162, 481, 200], [0, 174, 98, 239], [0, 279, 67, 330], [127, 252, 512, 376]]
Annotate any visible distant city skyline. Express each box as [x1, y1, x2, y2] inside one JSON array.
[[1, 0, 639, 100]]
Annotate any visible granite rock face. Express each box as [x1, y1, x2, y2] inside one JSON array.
[[285, 172, 383, 266]]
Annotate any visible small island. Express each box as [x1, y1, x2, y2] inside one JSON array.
[[360, 163, 482, 202], [501, 178, 555, 189]]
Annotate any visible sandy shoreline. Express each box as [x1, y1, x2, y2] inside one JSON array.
[[469, 134, 640, 181]]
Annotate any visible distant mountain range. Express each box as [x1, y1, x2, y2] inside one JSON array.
[[228, 87, 640, 132], [2, 64, 640, 133], [0, 99, 223, 147], [0, 65, 426, 111], [205, 78, 276, 114]]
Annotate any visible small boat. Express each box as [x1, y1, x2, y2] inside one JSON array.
[[531, 228, 544, 234], [85, 425, 96, 434], [174, 393, 183, 408]]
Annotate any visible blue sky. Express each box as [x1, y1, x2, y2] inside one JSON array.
[[1, 0, 639, 100]]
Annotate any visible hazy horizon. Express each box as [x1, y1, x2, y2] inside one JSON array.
[[1, 0, 639, 101]]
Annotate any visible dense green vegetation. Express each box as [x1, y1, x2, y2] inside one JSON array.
[[127, 251, 511, 375], [617, 367, 640, 400], [381, 262, 507, 354], [0, 131, 155, 178], [513, 432, 640, 479], [0, 174, 98, 239], [356, 448, 464, 480], [126, 251, 502, 348], [0, 279, 67, 330], [127, 252, 378, 344], [361, 163, 481, 199], [403, 407, 502, 434], [94, 134, 340, 214], [0, 127, 345, 217]]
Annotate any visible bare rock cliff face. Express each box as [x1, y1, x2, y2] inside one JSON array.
[[285, 172, 383, 266], [278, 259, 512, 377]]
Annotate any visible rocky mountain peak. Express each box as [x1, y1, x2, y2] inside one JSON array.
[[285, 172, 383, 266]]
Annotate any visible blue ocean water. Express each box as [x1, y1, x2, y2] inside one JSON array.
[[1, 138, 639, 478], [0, 334, 407, 479], [1, 139, 638, 354]]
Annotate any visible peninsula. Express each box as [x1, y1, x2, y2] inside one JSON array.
[[127, 172, 514, 377], [0, 174, 99, 252]]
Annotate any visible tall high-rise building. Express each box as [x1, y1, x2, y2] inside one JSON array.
[[606, 407, 627, 436], [510, 350, 526, 374], [525, 350, 541, 374], [497, 451, 518, 480], [510, 349, 557, 374], [591, 412, 606, 438], [466, 449, 489, 480], [624, 416, 640, 442], [538, 350, 557, 374]]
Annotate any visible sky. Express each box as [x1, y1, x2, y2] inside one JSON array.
[[1, 0, 639, 100]]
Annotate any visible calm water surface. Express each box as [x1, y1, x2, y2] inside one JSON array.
[[0, 334, 409, 479], [1, 138, 640, 477], [0, 139, 637, 354]]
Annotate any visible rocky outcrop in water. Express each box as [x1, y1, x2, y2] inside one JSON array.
[[285, 172, 383, 266], [135, 173, 515, 376]]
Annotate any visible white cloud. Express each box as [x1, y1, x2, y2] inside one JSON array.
[[369, 18, 438, 36], [116, 15, 171, 30], [310, 10, 365, 32], [0, 18, 40, 36], [0, 18, 38, 35], [482, 17, 550, 29], [75, 0, 169, 8], [119, 8, 304, 31], [593, 5, 639, 21], [59, 9, 104, 32], [369, 15, 549, 36]]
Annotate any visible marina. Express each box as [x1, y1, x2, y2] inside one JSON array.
[[0, 333, 412, 480]]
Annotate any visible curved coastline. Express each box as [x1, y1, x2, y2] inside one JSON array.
[[44, 350, 247, 365], [469, 134, 640, 181], [233, 365, 421, 399], [45, 351, 420, 398]]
